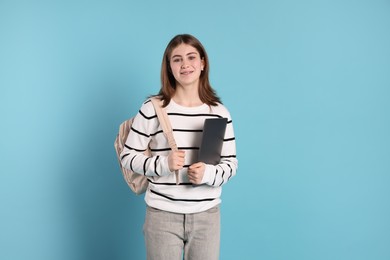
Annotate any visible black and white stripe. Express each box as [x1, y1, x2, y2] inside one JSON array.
[[120, 99, 237, 213]]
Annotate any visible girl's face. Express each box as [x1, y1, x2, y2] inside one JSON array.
[[169, 43, 205, 89]]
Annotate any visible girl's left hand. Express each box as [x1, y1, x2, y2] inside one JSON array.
[[187, 162, 205, 185]]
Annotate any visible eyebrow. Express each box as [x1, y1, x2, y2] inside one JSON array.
[[171, 52, 199, 59]]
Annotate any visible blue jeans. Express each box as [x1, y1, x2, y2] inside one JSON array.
[[143, 205, 220, 260]]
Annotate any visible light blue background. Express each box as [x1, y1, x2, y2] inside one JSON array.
[[1, 0, 389, 259]]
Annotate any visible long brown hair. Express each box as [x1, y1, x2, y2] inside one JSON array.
[[158, 34, 221, 107]]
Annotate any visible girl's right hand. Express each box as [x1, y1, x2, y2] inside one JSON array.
[[168, 150, 185, 172]]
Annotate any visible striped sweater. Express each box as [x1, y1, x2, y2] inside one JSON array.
[[120, 98, 238, 214]]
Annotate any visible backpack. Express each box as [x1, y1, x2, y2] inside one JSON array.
[[114, 97, 179, 195]]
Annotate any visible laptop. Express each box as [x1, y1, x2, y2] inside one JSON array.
[[198, 118, 228, 165]]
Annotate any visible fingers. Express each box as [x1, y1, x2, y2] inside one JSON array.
[[167, 155, 206, 184], [187, 162, 205, 184], [168, 150, 185, 172], [188, 162, 203, 169]]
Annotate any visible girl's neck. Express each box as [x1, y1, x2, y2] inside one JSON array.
[[172, 85, 203, 107]]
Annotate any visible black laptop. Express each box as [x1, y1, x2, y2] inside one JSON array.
[[198, 118, 228, 165]]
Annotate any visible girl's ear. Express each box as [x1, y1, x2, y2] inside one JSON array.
[[201, 58, 205, 71]]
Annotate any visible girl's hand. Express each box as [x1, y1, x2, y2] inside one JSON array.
[[187, 162, 205, 185], [168, 150, 185, 172]]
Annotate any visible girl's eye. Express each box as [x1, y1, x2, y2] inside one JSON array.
[[188, 56, 196, 60], [172, 58, 181, 63]]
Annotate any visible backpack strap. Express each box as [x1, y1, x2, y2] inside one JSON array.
[[150, 97, 180, 185]]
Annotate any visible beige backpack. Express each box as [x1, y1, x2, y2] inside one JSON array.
[[114, 97, 179, 195]]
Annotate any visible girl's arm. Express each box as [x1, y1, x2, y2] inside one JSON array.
[[200, 112, 238, 187], [120, 100, 172, 177]]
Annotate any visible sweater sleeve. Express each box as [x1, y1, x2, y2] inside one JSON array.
[[201, 108, 238, 187], [120, 100, 173, 177]]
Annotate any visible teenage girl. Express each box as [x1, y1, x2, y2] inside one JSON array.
[[121, 34, 238, 260]]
